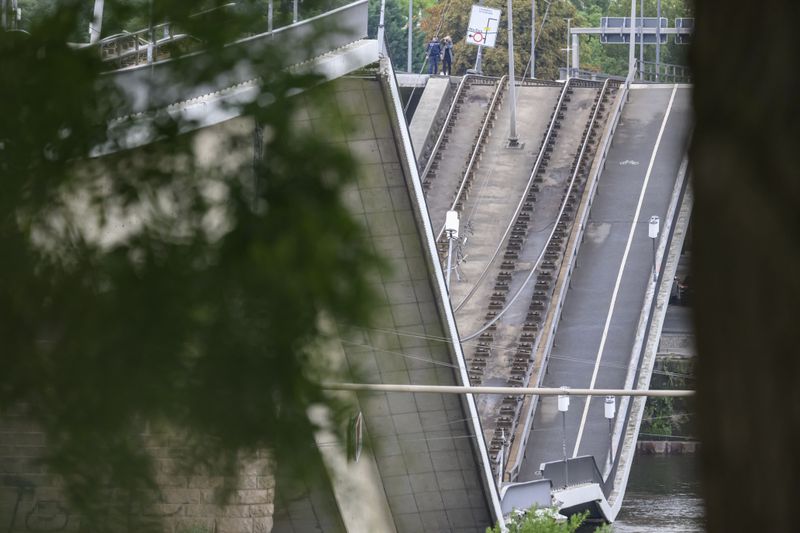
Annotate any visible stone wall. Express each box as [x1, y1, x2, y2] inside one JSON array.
[[0, 405, 274, 533]]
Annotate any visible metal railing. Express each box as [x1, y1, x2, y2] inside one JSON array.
[[637, 60, 692, 83]]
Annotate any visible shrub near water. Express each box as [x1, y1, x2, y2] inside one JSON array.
[[487, 507, 614, 533]]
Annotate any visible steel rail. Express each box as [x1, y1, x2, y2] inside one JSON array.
[[419, 74, 498, 183], [453, 77, 578, 313], [434, 75, 508, 242], [461, 78, 616, 341]]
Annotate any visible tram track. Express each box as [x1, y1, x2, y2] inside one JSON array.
[[434, 75, 508, 243], [454, 78, 619, 465]]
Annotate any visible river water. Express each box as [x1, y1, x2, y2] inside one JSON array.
[[613, 454, 705, 532]]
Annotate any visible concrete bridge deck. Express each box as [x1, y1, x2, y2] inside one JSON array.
[[517, 85, 692, 503]]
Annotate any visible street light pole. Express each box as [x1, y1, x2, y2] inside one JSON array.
[[627, 0, 636, 83], [530, 0, 536, 79], [507, 0, 518, 145], [656, 0, 662, 81], [407, 0, 413, 72], [639, 0, 644, 80]]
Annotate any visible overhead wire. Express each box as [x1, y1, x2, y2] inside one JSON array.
[[339, 327, 695, 381]]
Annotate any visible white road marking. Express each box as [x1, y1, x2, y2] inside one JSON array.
[[571, 85, 678, 458]]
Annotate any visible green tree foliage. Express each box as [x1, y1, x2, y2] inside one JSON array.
[[369, 0, 428, 72], [574, 0, 693, 76], [1, 0, 382, 529], [420, 0, 578, 79], [415, 0, 691, 80], [486, 507, 614, 532], [487, 508, 600, 532]]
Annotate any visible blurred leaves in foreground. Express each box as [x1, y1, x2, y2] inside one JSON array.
[[1, 0, 382, 529]]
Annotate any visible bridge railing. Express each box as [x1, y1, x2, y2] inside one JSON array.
[[637, 60, 692, 83], [108, 0, 369, 117]]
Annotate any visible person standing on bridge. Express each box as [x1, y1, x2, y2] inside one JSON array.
[[426, 36, 441, 75], [442, 36, 453, 76]]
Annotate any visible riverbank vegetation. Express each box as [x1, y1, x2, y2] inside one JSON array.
[[486, 507, 614, 532]]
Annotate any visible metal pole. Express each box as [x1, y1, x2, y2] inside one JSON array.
[[293, 0, 298, 24], [268, 0, 273, 33], [530, 0, 535, 79], [475, 0, 484, 73], [571, 32, 579, 76], [321, 383, 697, 397], [446, 235, 454, 290], [639, 0, 644, 80], [652, 237, 657, 282], [507, 0, 518, 145], [89, 0, 105, 43], [407, 0, 413, 72], [656, 0, 661, 81], [627, 0, 636, 85], [565, 18, 571, 78], [562, 411, 569, 486]]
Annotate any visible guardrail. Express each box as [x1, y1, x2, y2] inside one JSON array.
[[107, 0, 369, 116]]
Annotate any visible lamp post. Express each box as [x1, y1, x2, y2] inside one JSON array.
[[407, 0, 413, 72], [656, 0, 662, 81], [530, 0, 536, 79], [604, 395, 616, 466], [507, 0, 518, 146], [558, 386, 570, 487], [649, 215, 660, 282], [639, 0, 644, 80]]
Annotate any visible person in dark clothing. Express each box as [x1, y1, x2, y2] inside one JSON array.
[[426, 37, 441, 75], [442, 36, 453, 76]]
